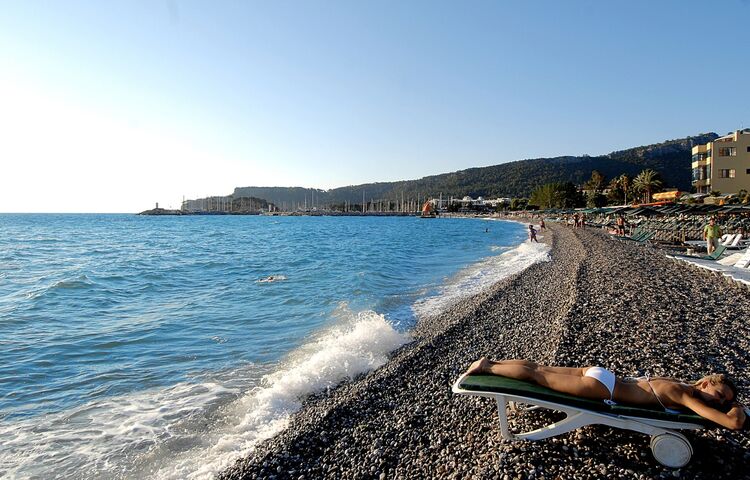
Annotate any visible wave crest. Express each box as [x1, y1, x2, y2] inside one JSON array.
[[0, 310, 410, 479]]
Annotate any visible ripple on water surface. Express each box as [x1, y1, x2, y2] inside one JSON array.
[[0, 214, 546, 478]]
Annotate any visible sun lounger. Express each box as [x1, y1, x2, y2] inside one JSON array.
[[718, 251, 745, 266], [735, 249, 750, 269], [667, 248, 750, 288], [620, 231, 655, 243], [613, 230, 654, 243], [672, 256, 732, 273], [684, 234, 743, 249], [667, 244, 727, 262], [612, 229, 644, 241], [727, 234, 745, 249], [453, 373, 715, 468]]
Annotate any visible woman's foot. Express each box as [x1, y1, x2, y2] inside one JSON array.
[[466, 357, 491, 375]]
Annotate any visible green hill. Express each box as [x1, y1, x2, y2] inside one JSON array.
[[231, 133, 717, 207]]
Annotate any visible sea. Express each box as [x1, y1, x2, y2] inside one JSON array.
[[0, 214, 550, 479]]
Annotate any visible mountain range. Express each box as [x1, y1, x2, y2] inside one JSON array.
[[227, 133, 718, 208]]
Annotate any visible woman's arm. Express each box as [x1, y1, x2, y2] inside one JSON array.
[[679, 392, 746, 430]]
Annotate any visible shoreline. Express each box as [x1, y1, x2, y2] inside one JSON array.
[[220, 224, 750, 479], [2, 214, 535, 479]]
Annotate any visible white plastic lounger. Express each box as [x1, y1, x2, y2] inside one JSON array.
[[718, 251, 746, 266], [721, 234, 739, 247], [684, 235, 744, 249], [453, 373, 718, 468], [674, 256, 730, 273], [667, 248, 750, 287], [735, 249, 750, 269], [690, 234, 732, 247], [727, 234, 745, 249]]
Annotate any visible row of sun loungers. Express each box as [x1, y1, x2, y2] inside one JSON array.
[[587, 210, 750, 244], [684, 233, 749, 250], [720, 233, 746, 248], [606, 221, 750, 286]]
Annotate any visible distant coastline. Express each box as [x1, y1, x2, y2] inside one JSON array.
[[138, 207, 416, 216]]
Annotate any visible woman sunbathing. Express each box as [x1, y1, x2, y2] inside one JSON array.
[[466, 358, 747, 430]]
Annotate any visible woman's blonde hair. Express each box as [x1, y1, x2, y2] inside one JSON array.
[[695, 373, 737, 398]]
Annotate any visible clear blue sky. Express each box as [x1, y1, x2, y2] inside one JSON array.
[[1, 0, 748, 212]]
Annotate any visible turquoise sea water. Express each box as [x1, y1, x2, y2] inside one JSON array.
[[0, 214, 548, 479]]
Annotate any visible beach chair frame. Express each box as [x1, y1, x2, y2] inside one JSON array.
[[452, 373, 704, 468]]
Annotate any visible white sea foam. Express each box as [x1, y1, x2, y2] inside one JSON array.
[[0, 310, 409, 479], [3, 223, 542, 479], [412, 240, 551, 319], [490, 245, 513, 252]]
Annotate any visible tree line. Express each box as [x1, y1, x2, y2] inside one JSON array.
[[220, 133, 717, 211], [526, 169, 665, 210]]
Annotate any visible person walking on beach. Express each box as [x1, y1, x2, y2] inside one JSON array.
[[704, 217, 722, 254], [528, 224, 538, 243], [539, 218, 546, 230], [465, 358, 748, 430]]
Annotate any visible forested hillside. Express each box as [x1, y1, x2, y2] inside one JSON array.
[[231, 133, 717, 207]]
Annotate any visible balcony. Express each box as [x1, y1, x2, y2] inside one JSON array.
[[692, 178, 711, 189]]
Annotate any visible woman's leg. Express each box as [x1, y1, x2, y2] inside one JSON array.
[[479, 359, 587, 376], [466, 358, 609, 400]]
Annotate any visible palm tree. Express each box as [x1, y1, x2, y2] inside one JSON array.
[[620, 174, 630, 205], [606, 174, 631, 205], [632, 169, 662, 204]]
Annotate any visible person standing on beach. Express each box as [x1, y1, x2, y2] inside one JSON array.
[[528, 224, 538, 242], [616, 215, 626, 236], [704, 217, 722, 254], [540, 218, 546, 230]]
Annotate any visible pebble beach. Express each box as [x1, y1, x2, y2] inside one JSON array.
[[220, 223, 750, 480]]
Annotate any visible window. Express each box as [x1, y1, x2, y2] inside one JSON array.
[[720, 169, 736, 178], [746, 168, 750, 175], [718, 147, 736, 156], [747, 146, 750, 153]]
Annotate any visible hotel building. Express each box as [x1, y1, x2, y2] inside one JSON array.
[[692, 129, 750, 194]]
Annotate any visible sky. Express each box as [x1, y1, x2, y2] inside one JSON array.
[[0, 1, 748, 213]]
